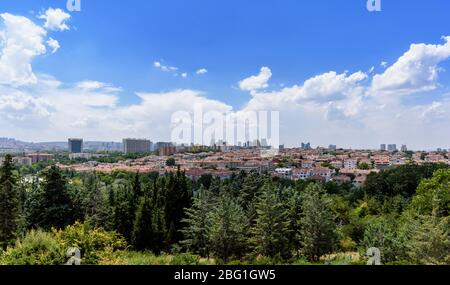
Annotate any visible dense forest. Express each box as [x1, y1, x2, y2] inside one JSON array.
[[0, 154, 448, 265]]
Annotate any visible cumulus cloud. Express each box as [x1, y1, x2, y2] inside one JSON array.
[[0, 13, 47, 86], [76, 80, 123, 93], [372, 36, 450, 96], [239, 67, 272, 92], [47, 38, 60, 54], [196, 68, 208, 75], [154, 61, 178, 72], [39, 8, 70, 31], [2, 11, 450, 150]]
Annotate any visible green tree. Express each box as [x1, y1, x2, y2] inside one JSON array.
[[358, 162, 371, 170], [166, 158, 176, 167], [83, 173, 112, 229], [0, 155, 19, 249], [409, 169, 450, 217], [207, 195, 246, 263], [112, 180, 135, 241], [406, 215, 449, 265], [250, 182, 291, 259], [181, 187, 213, 257], [360, 217, 407, 263], [35, 165, 74, 230], [298, 183, 338, 262], [132, 195, 155, 251], [164, 169, 192, 244]]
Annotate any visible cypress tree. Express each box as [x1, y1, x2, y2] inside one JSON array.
[[132, 195, 154, 251], [37, 165, 74, 230], [0, 155, 19, 249]]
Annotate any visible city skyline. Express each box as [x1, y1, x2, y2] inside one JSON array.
[[1, 1, 450, 150], [1, 136, 449, 153]]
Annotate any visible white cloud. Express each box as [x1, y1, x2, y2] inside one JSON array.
[[0, 13, 47, 86], [39, 8, 70, 31], [76, 80, 123, 93], [181, 73, 188, 78], [372, 36, 450, 96], [239, 67, 272, 92], [154, 61, 179, 73], [196, 68, 208, 75], [47, 37, 60, 54], [2, 11, 450, 150], [380, 61, 388, 68]]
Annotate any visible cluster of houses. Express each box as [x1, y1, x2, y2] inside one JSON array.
[[24, 146, 450, 189]]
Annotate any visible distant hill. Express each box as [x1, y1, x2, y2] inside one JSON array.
[[0, 138, 123, 152]]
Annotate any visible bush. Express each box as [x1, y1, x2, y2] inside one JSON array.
[[53, 221, 127, 265], [169, 253, 202, 265], [0, 229, 65, 265]]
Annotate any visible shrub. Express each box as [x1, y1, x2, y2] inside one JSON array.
[[170, 253, 202, 265], [0, 229, 65, 265], [53, 221, 127, 265]]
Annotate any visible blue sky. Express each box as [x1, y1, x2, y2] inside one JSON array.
[[2, 0, 449, 107], [1, 0, 450, 149]]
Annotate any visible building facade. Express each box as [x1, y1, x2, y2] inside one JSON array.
[[123, 139, 152, 154], [68, 138, 83, 153]]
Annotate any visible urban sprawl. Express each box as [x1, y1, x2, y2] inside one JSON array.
[[2, 137, 450, 188]]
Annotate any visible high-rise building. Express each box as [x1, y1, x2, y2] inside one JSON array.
[[380, 144, 386, 151], [301, 142, 312, 150], [329, 145, 337, 151], [401, 145, 408, 152], [68, 138, 83, 153], [154, 142, 172, 152], [388, 144, 397, 152], [123, 139, 152, 154]]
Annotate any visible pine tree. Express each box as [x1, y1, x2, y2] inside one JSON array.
[[132, 195, 154, 251], [132, 172, 142, 201], [181, 187, 213, 257], [298, 183, 338, 262], [84, 173, 111, 229], [285, 187, 303, 257], [164, 168, 192, 244], [207, 194, 246, 263], [37, 165, 74, 230], [407, 215, 449, 265], [112, 180, 135, 241], [250, 182, 291, 259], [0, 155, 19, 249]]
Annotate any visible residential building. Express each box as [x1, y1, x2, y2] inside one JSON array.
[[13, 157, 32, 166], [27, 153, 54, 163], [388, 144, 397, 152], [123, 139, 152, 154], [159, 145, 177, 156], [344, 159, 358, 169], [275, 168, 293, 177], [68, 138, 83, 153]]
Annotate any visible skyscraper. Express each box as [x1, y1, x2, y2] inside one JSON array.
[[380, 144, 386, 151], [68, 138, 83, 153], [388, 144, 397, 152], [123, 139, 152, 154]]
